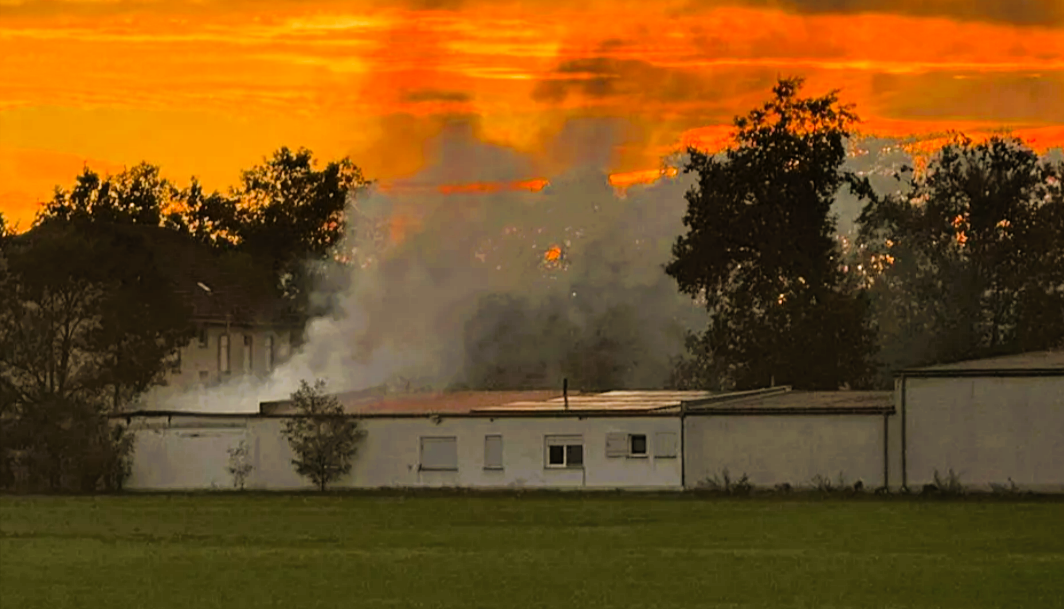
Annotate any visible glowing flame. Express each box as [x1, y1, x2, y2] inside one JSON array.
[[544, 244, 562, 262], [437, 178, 549, 195], [609, 166, 679, 189]]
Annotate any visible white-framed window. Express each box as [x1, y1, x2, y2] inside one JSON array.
[[606, 432, 648, 458], [218, 334, 230, 374], [545, 435, 583, 469], [654, 432, 678, 458], [484, 435, 503, 470], [420, 436, 458, 471], [265, 335, 274, 372], [242, 335, 253, 374]]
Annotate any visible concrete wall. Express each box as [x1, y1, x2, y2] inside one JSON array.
[[684, 414, 889, 489], [125, 415, 683, 491], [127, 417, 250, 490], [901, 375, 1064, 492]]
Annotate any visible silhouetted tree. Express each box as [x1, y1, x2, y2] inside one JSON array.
[[0, 223, 190, 490], [37, 163, 177, 228], [666, 77, 877, 390], [163, 177, 241, 249], [857, 135, 1064, 382], [229, 147, 370, 308], [282, 379, 364, 492]]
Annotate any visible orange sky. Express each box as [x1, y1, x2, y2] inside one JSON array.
[[1, 0, 1062, 229]]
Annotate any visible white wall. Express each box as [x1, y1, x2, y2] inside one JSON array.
[[126, 417, 250, 490], [902, 375, 1064, 492], [684, 414, 889, 489], [124, 415, 683, 491]]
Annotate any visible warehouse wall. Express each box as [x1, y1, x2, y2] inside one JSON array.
[[901, 375, 1064, 492], [124, 415, 683, 491], [684, 414, 889, 489]]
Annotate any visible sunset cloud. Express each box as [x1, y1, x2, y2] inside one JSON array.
[[1, 0, 1062, 228]]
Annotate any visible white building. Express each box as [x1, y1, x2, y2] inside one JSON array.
[[894, 351, 1064, 493], [123, 390, 696, 491], [118, 350, 1064, 492], [684, 388, 894, 489]]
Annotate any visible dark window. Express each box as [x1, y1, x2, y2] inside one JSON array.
[[548, 445, 565, 465], [566, 444, 583, 466], [198, 327, 208, 348], [546, 435, 584, 468], [630, 434, 647, 455]]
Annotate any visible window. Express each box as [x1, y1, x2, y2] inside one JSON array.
[[545, 435, 583, 468], [242, 335, 253, 374], [654, 432, 678, 458], [420, 436, 458, 471], [265, 335, 274, 372], [198, 327, 208, 348], [629, 434, 647, 456], [173, 349, 182, 374], [219, 334, 230, 374], [606, 432, 648, 457], [484, 435, 503, 470], [198, 370, 209, 385]]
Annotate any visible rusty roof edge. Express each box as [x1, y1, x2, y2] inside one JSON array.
[[680, 386, 792, 408]]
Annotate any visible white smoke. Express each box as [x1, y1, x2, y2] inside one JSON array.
[[147, 124, 963, 413], [145, 121, 703, 413]]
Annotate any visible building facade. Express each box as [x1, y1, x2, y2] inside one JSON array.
[[894, 351, 1064, 492], [117, 351, 1064, 493]]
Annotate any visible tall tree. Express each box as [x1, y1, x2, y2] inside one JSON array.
[[230, 147, 370, 307], [282, 379, 364, 492], [857, 135, 1064, 378], [0, 223, 192, 491], [666, 78, 877, 391], [0, 223, 194, 411]]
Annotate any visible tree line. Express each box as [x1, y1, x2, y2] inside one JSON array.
[[0, 148, 366, 491], [2, 77, 1062, 491], [666, 78, 1064, 391]]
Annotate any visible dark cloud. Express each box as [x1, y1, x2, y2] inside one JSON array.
[[872, 72, 1064, 124], [401, 90, 472, 104], [698, 0, 1064, 27], [532, 55, 777, 115]]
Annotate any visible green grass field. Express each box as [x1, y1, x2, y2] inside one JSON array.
[[2, 494, 1062, 609]]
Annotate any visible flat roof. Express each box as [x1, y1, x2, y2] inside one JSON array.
[[900, 350, 1064, 377], [262, 390, 567, 416], [124, 387, 890, 420], [474, 390, 715, 414], [685, 389, 894, 415]]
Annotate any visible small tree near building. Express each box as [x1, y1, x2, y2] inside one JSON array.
[[281, 380, 364, 491], [226, 440, 254, 490]]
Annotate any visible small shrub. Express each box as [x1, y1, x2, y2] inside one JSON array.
[[989, 478, 1020, 495], [929, 468, 965, 496], [698, 468, 753, 496], [811, 473, 837, 493], [226, 439, 254, 490], [773, 482, 793, 494]]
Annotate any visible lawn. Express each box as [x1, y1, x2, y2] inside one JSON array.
[[2, 494, 1062, 609]]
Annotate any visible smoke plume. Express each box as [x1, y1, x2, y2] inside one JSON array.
[[148, 120, 703, 412]]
